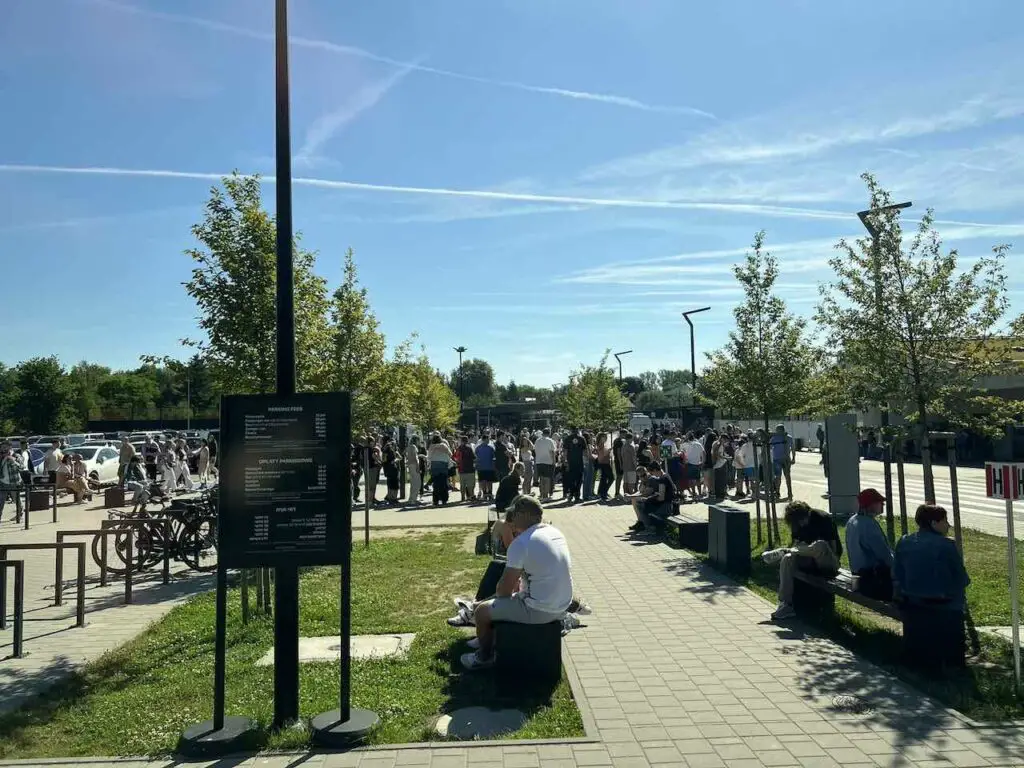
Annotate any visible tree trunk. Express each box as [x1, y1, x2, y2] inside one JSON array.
[[916, 396, 935, 503]]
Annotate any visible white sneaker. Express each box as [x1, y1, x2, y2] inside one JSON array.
[[771, 603, 796, 620], [466, 637, 481, 650], [761, 548, 789, 566], [460, 650, 495, 670], [574, 600, 593, 616], [562, 613, 581, 631]]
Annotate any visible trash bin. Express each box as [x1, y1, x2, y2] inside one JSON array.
[[708, 504, 750, 575]]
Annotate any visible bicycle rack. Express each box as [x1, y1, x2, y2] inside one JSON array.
[[0, 542, 87, 630], [0, 560, 24, 657], [100, 518, 171, 586], [57, 529, 134, 604]]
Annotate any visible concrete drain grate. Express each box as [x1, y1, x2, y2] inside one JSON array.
[[832, 694, 873, 715]]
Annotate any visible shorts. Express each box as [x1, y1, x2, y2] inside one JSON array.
[[477, 469, 496, 483], [536, 463, 554, 479], [486, 594, 565, 625], [743, 467, 754, 478], [686, 464, 701, 480], [624, 470, 637, 486], [773, 459, 786, 476], [460, 472, 476, 490]]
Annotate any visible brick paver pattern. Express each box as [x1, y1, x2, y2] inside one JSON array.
[[4, 500, 1024, 767]]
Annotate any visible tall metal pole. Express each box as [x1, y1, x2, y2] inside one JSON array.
[[682, 308, 711, 403], [273, 0, 300, 730], [613, 350, 632, 383], [454, 346, 467, 411], [186, 374, 191, 430], [858, 201, 911, 544], [1006, 496, 1022, 697]]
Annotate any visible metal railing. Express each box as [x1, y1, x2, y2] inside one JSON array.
[[0, 560, 24, 657]]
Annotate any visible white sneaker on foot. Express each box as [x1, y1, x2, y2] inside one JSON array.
[[562, 613, 581, 630], [460, 650, 495, 670], [466, 637, 481, 650], [771, 603, 796, 620], [761, 548, 789, 566], [574, 600, 593, 616]]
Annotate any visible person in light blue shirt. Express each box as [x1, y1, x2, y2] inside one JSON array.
[[845, 488, 894, 600], [769, 425, 795, 500], [893, 504, 971, 671]]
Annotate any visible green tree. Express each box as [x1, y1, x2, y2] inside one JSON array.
[[558, 352, 631, 429], [620, 375, 646, 398], [0, 363, 18, 434], [97, 372, 160, 417], [10, 357, 79, 433], [505, 380, 520, 402], [327, 248, 398, 433], [408, 352, 461, 431], [637, 370, 660, 391], [817, 173, 1023, 502], [703, 231, 817, 429], [449, 358, 496, 404], [182, 172, 332, 395], [67, 362, 112, 426]]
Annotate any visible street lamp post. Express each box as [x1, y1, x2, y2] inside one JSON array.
[[857, 200, 912, 542], [613, 350, 633, 382], [682, 307, 711, 412], [453, 346, 467, 411]]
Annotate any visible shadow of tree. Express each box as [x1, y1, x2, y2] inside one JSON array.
[[654, 546, 1024, 764]]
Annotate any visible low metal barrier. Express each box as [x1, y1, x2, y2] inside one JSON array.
[[100, 518, 171, 586], [22, 480, 58, 529], [0, 560, 25, 657], [0, 543, 87, 630], [57, 529, 134, 604]]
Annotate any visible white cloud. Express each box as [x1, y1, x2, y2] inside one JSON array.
[[296, 62, 418, 167], [82, 0, 714, 118]]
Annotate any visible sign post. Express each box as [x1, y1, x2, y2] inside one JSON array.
[[984, 462, 1023, 697]]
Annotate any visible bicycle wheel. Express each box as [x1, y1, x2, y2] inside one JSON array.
[[178, 517, 217, 572]]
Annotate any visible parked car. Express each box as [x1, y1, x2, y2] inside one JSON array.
[[67, 432, 106, 447], [64, 446, 120, 485], [30, 435, 65, 446]]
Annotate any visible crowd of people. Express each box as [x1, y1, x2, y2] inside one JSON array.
[[349, 422, 800, 514], [0, 434, 219, 523]]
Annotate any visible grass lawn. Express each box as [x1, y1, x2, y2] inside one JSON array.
[[0, 529, 583, 758], [702, 507, 1024, 721]]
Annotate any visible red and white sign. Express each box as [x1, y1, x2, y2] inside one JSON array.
[[985, 463, 1024, 500]]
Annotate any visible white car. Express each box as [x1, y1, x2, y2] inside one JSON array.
[[64, 446, 120, 485]]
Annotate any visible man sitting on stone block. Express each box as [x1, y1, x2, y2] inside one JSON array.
[[461, 496, 574, 670]]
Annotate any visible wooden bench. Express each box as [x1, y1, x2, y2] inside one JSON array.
[[665, 513, 708, 552], [792, 567, 901, 620], [493, 619, 562, 687]]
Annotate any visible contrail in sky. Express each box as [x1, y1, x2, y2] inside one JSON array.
[[2, 164, 1019, 233], [0, 163, 851, 220], [81, 0, 715, 118]]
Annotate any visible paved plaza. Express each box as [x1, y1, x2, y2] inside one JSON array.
[[4, 491, 1024, 767]]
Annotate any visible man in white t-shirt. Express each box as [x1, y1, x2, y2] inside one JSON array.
[[462, 496, 573, 670], [533, 428, 557, 502], [683, 432, 705, 499]]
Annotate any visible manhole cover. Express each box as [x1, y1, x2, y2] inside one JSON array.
[[832, 694, 873, 715]]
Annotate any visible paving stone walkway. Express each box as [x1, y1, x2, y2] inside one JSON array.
[[4, 501, 1024, 767]]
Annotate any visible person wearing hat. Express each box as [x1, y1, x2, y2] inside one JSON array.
[[846, 489, 894, 601]]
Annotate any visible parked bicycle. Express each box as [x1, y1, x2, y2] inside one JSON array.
[[94, 486, 218, 575]]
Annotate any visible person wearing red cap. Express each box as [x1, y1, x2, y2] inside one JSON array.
[[846, 488, 894, 601]]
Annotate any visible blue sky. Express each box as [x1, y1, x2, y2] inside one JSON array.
[[1, 0, 1023, 387]]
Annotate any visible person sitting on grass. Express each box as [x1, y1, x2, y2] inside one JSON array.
[[461, 496, 573, 670], [893, 504, 970, 671], [845, 488, 894, 601], [762, 501, 842, 620], [627, 461, 675, 534]]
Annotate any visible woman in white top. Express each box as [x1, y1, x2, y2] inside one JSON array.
[[732, 435, 754, 499]]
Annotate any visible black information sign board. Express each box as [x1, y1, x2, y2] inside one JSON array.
[[219, 392, 350, 568]]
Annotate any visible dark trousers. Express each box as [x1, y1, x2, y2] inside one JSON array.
[[902, 604, 965, 671], [431, 471, 449, 506], [476, 560, 506, 601], [596, 464, 613, 499], [566, 466, 583, 500], [855, 566, 893, 601]]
